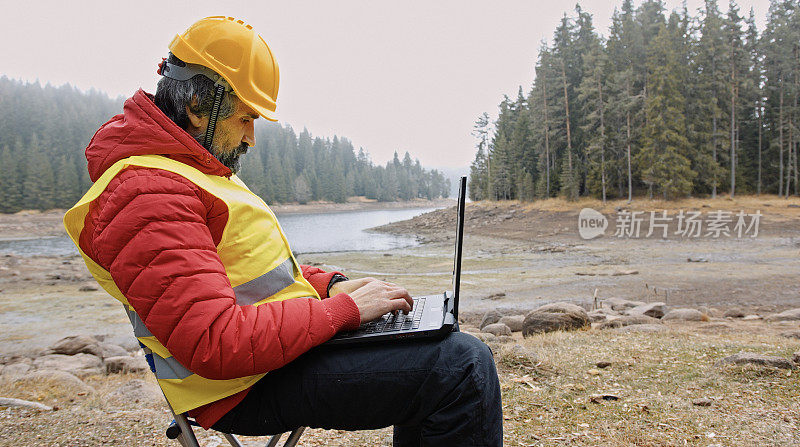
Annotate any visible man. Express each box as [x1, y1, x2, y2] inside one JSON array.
[[64, 16, 502, 446]]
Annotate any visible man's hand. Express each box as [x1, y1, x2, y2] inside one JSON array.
[[329, 276, 379, 297], [346, 280, 413, 323]]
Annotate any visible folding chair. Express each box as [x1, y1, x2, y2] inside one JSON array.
[[164, 410, 305, 447], [139, 342, 306, 447]]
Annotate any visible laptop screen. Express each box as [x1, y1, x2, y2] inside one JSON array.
[[451, 176, 466, 320]]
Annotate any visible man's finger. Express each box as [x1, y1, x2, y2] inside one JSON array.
[[386, 288, 414, 310], [387, 298, 412, 313]]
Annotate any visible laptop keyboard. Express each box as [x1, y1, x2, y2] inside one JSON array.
[[360, 297, 426, 333]]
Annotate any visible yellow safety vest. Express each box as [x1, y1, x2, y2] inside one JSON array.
[[64, 155, 319, 414]]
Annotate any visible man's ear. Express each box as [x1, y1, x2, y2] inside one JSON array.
[[185, 105, 204, 130]]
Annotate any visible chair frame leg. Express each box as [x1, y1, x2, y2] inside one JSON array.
[[283, 427, 306, 447], [171, 410, 201, 447]]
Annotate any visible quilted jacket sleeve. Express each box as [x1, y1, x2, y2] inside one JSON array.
[[83, 168, 360, 380], [300, 265, 344, 299]]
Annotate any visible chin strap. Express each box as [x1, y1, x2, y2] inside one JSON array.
[[159, 57, 232, 151], [203, 83, 226, 150]]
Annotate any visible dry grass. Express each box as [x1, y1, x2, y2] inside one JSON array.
[[495, 322, 800, 446], [483, 194, 800, 218], [1, 321, 799, 446]]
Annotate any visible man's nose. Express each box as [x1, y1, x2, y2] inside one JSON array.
[[243, 122, 256, 147]]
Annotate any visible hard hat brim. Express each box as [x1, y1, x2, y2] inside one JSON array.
[[245, 100, 278, 122]]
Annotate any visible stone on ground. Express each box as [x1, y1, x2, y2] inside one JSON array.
[[662, 308, 705, 321], [523, 302, 589, 336], [625, 302, 667, 319], [104, 355, 149, 374], [99, 342, 128, 359], [587, 307, 619, 323], [499, 315, 524, 332], [480, 310, 503, 329], [2, 363, 32, 377], [765, 308, 800, 322], [598, 315, 661, 329], [0, 397, 53, 411], [50, 335, 102, 357], [482, 323, 512, 337], [612, 324, 666, 333], [714, 352, 796, 370], [723, 308, 746, 318], [602, 297, 646, 312], [33, 353, 103, 378]]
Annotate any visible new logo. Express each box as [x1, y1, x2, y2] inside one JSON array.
[[578, 208, 607, 239]]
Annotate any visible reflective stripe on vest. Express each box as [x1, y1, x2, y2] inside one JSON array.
[[63, 155, 320, 414]]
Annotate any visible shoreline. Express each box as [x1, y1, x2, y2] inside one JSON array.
[[269, 198, 454, 215]]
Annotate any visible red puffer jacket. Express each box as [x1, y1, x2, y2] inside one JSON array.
[[78, 89, 361, 428]]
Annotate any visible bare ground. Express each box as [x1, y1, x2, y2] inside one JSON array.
[[1, 195, 799, 446]]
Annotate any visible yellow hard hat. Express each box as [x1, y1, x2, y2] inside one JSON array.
[[168, 16, 280, 121]]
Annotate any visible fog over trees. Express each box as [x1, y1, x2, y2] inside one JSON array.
[[0, 77, 449, 213]]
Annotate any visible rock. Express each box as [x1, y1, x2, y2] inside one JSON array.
[[587, 307, 619, 323], [469, 332, 498, 343], [598, 315, 661, 329], [714, 352, 796, 370], [697, 306, 718, 318], [482, 323, 512, 337], [742, 315, 762, 321], [0, 397, 53, 411], [33, 353, 103, 378], [14, 370, 94, 395], [2, 363, 31, 377], [663, 309, 705, 321], [78, 285, 98, 292], [596, 361, 612, 369], [484, 292, 506, 300], [723, 308, 746, 318], [687, 257, 709, 263], [0, 355, 31, 366], [480, 310, 503, 329], [780, 330, 800, 339], [104, 356, 149, 374], [589, 394, 619, 404], [602, 298, 646, 312], [50, 335, 102, 357], [612, 324, 667, 333], [793, 351, 800, 365], [107, 379, 162, 405], [692, 398, 713, 407], [765, 308, 800, 322], [499, 315, 525, 332], [523, 303, 590, 336], [104, 335, 141, 352], [625, 302, 667, 319], [99, 343, 128, 359]]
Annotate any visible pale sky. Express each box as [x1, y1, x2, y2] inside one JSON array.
[[0, 0, 771, 169]]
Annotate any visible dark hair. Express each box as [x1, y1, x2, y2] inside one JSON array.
[[153, 53, 236, 129]]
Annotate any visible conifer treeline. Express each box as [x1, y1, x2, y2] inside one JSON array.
[[469, 0, 800, 201], [0, 77, 448, 213]]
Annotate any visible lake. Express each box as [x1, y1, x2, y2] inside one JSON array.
[[0, 207, 441, 257]]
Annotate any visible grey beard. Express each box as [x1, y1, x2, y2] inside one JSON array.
[[213, 143, 249, 174], [192, 134, 249, 174]]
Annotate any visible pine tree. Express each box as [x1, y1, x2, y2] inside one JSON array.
[[636, 20, 697, 199]]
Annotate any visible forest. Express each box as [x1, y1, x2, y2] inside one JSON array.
[[0, 77, 449, 213], [469, 0, 800, 202]]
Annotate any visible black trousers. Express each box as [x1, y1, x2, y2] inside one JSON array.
[[211, 332, 503, 446]]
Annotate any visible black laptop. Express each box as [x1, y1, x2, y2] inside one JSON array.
[[326, 176, 466, 345]]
